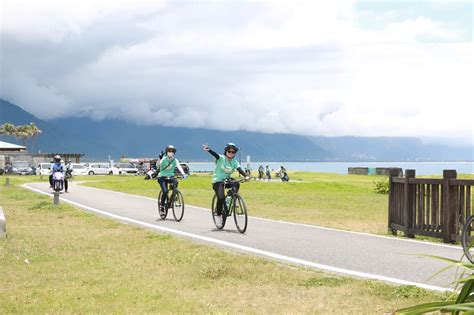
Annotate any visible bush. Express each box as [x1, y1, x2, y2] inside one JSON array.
[[373, 177, 389, 194]]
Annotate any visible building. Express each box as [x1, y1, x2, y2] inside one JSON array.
[[0, 140, 84, 168]]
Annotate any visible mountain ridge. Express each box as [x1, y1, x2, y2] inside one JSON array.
[[1, 98, 472, 161]]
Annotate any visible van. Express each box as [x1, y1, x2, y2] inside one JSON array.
[[36, 162, 52, 176]]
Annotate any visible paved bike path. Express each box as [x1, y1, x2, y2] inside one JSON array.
[[25, 182, 464, 291]]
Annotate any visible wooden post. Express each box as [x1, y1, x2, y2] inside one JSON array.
[[388, 169, 400, 235], [443, 170, 457, 243], [404, 170, 416, 238], [5, 178, 10, 186]]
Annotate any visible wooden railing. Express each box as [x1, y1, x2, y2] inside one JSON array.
[[388, 169, 474, 243]]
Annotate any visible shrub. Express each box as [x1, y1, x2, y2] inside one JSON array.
[[373, 177, 389, 194]]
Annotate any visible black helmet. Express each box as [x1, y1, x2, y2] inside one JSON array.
[[165, 145, 176, 153], [224, 143, 238, 153], [54, 154, 61, 163]]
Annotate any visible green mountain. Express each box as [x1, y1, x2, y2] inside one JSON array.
[[1, 98, 472, 161]]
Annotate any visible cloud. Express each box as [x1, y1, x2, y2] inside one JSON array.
[[0, 0, 472, 144]]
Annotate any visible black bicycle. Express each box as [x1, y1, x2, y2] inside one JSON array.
[[462, 215, 474, 263], [157, 176, 185, 221], [211, 178, 248, 233]]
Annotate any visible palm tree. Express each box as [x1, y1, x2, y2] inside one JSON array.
[[28, 123, 42, 152], [15, 124, 31, 148], [0, 123, 17, 137]]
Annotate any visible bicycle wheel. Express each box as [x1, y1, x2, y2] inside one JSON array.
[[462, 216, 474, 263], [172, 190, 185, 222], [157, 191, 168, 219], [233, 195, 248, 233], [211, 194, 226, 229]]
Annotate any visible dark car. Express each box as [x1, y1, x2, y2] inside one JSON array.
[[174, 163, 190, 176], [11, 161, 35, 175]]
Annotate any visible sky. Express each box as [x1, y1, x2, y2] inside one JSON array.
[[1, 0, 473, 144]]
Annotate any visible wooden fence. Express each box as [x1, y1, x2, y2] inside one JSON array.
[[388, 169, 474, 243]]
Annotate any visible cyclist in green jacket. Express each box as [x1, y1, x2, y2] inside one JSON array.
[[202, 142, 249, 215], [157, 145, 187, 215]]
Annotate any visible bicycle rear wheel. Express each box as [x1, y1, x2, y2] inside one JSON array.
[[157, 191, 168, 219], [211, 194, 226, 229], [172, 190, 185, 222], [462, 216, 474, 263], [233, 195, 248, 233]]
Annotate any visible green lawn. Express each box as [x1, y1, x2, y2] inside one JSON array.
[[0, 176, 447, 313]]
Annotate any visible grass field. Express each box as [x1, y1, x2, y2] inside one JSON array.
[[0, 176, 448, 313]]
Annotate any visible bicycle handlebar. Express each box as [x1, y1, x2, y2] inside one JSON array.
[[224, 178, 248, 184]]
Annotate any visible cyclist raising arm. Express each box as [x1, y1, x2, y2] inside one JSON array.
[[157, 145, 187, 215], [202, 143, 249, 215]]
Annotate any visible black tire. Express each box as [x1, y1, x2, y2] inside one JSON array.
[[211, 194, 226, 229], [54, 180, 63, 192], [172, 190, 185, 222], [233, 195, 248, 233], [157, 191, 168, 219], [109, 171, 113, 175], [88, 171, 94, 175], [462, 216, 474, 263]]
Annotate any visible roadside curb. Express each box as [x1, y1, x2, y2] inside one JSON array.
[[0, 206, 6, 239]]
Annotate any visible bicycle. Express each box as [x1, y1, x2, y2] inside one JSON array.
[[462, 215, 474, 263], [157, 176, 185, 221], [211, 178, 248, 233]]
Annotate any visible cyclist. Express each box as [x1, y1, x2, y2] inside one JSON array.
[[202, 142, 250, 215], [157, 145, 187, 215], [49, 154, 68, 192]]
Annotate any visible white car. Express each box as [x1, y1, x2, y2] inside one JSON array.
[[70, 163, 89, 176], [36, 162, 52, 176], [86, 163, 113, 175], [112, 162, 139, 175]]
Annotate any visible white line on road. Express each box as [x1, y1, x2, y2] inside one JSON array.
[[23, 183, 452, 292]]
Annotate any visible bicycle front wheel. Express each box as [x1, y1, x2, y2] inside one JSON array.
[[172, 190, 185, 222], [233, 195, 248, 233], [157, 191, 168, 219], [211, 194, 226, 229], [462, 215, 474, 263]]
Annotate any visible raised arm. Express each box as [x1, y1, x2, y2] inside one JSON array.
[[202, 143, 219, 160]]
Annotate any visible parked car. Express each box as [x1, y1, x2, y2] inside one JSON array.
[[86, 163, 113, 175], [174, 163, 190, 176], [11, 161, 35, 175], [36, 162, 52, 176], [70, 163, 89, 176], [112, 162, 139, 175]]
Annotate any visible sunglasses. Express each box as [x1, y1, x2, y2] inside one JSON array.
[[227, 151, 236, 154]]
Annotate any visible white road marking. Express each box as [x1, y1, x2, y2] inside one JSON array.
[[23, 183, 453, 292]]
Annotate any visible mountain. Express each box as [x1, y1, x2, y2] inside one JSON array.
[[1, 98, 472, 161]]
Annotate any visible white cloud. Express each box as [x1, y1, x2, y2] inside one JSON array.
[[0, 0, 472, 144]]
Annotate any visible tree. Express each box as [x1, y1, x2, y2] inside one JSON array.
[[28, 123, 42, 152], [0, 123, 17, 137]]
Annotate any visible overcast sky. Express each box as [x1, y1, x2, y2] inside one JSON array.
[[1, 0, 472, 144]]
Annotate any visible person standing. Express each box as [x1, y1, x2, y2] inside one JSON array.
[[265, 165, 271, 181], [258, 165, 264, 180]]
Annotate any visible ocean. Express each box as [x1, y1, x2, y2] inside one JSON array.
[[187, 161, 474, 176]]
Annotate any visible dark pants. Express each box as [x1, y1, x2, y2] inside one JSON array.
[[212, 181, 240, 213], [158, 177, 176, 206], [49, 174, 68, 191]]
